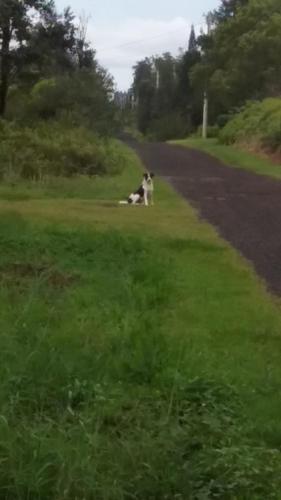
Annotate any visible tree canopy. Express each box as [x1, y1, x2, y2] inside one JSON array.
[[192, 0, 281, 118], [0, 0, 55, 113], [0, 0, 115, 133], [131, 0, 281, 138]]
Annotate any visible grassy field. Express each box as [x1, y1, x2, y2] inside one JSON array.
[[0, 144, 281, 499], [172, 138, 281, 180]]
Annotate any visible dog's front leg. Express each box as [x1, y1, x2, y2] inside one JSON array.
[[144, 191, 148, 206]]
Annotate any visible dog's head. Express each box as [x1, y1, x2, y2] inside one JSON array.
[[143, 172, 155, 184]]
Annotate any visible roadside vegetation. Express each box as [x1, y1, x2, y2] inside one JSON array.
[[0, 121, 128, 182], [172, 98, 281, 178], [1, 147, 281, 499], [219, 98, 281, 157], [172, 138, 281, 180]]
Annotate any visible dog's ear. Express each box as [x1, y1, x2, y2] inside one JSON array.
[[150, 172, 155, 178], [143, 173, 148, 179]]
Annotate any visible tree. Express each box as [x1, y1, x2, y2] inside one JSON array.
[[214, 0, 249, 21], [153, 53, 178, 114], [188, 25, 197, 52], [0, 0, 52, 115], [177, 49, 201, 127], [28, 69, 115, 133], [22, 6, 77, 81], [191, 0, 281, 121], [130, 0, 281, 137], [1, 0, 116, 132], [133, 50, 200, 139], [133, 58, 155, 133], [75, 12, 96, 70]]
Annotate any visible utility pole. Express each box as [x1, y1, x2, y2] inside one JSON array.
[[202, 14, 212, 139], [202, 91, 209, 139], [153, 61, 160, 90], [152, 59, 160, 90], [156, 68, 160, 90], [173, 63, 177, 83]]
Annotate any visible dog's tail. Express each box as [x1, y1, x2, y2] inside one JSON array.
[[119, 200, 129, 205]]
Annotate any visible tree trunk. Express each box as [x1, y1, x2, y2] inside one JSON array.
[[0, 24, 11, 116]]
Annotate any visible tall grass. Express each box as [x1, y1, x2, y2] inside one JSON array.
[[0, 121, 127, 182]]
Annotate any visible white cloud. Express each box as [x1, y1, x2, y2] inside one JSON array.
[[88, 17, 191, 90]]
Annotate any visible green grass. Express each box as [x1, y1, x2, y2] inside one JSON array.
[[172, 138, 281, 180], [0, 145, 142, 202], [0, 143, 281, 498]]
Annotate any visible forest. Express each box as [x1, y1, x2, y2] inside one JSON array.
[[132, 0, 281, 156]]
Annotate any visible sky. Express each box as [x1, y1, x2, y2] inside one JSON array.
[[56, 0, 220, 90]]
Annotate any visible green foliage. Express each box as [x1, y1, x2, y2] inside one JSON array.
[[23, 5, 78, 78], [132, 48, 201, 140], [0, 121, 126, 181], [214, 0, 249, 21], [0, 141, 141, 200], [196, 124, 220, 138], [188, 24, 197, 52], [0, 0, 115, 128], [219, 98, 281, 152], [217, 113, 233, 128], [7, 71, 116, 134], [0, 0, 55, 115], [193, 0, 281, 121], [133, 57, 157, 134], [148, 112, 190, 141]]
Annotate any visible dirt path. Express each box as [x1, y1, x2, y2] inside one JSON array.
[[128, 138, 281, 296]]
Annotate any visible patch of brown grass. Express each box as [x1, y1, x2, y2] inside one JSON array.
[[0, 262, 78, 289]]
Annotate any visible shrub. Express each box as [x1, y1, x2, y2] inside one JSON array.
[[0, 121, 125, 181], [216, 113, 233, 129], [6, 74, 117, 136], [148, 112, 190, 141], [196, 124, 220, 138], [29, 78, 64, 120], [219, 98, 281, 152]]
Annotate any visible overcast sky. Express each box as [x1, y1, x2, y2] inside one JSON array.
[[56, 0, 220, 90]]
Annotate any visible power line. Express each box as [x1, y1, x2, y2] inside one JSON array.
[[96, 20, 206, 53]]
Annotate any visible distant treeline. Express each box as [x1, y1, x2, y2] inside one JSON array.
[[131, 0, 281, 142]]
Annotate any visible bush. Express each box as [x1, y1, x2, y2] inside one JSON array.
[[196, 124, 220, 138], [219, 98, 281, 152], [148, 112, 190, 141], [0, 121, 125, 181], [216, 114, 233, 129], [6, 74, 117, 136]]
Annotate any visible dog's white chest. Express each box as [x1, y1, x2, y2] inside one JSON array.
[[143, 180, 154, 192]]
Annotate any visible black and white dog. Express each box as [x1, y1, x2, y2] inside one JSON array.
[[119, 173, 155, 206]]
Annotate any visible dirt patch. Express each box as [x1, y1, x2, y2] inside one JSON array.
[[126, 139, 281, 296], [0, 263, 78, 289]]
